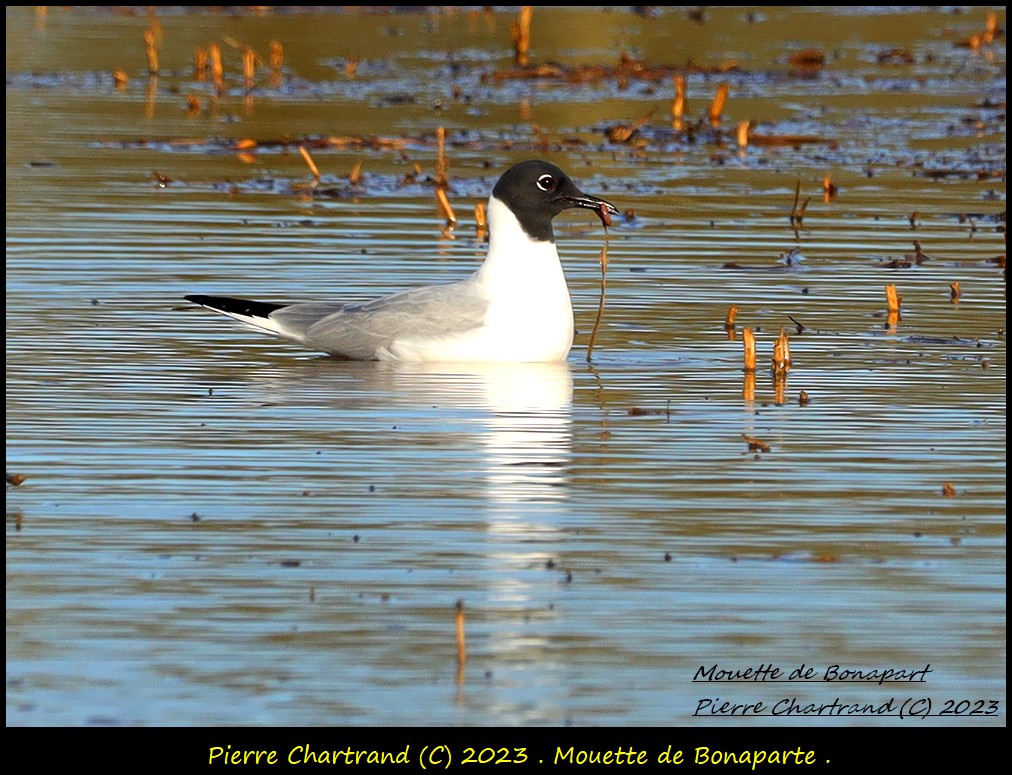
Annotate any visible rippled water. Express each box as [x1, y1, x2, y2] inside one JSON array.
[[6, 6, 1005, 727]]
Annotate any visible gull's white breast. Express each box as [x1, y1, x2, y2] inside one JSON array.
[[382, 196, 575, 363]]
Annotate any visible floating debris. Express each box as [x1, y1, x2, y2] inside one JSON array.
[[747, 132, 836, 149], [788, 48, 825, 70], [6, 472, 26, 487], [876, 254, 916, 269], [909, 241, 930, 264], [606, 110, 655, 144], [627, 406, 669, 417], [742, 434, 770, 453], [941, 483, 957, 497], [902, 335, 990, 347], [811, 553, 840, 563], [779, 248, 805, 266], [483, 52, 742, 86], [722, 248, 808, 272], [877, 48, 915, 65]]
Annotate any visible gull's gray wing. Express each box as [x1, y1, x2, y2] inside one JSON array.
[[269, 279, 489, 359]]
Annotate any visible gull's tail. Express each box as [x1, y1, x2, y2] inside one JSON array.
[[184, 294, 288, 336]]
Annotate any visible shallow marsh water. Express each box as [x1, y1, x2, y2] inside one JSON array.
[[5, 6, 1006, 727]]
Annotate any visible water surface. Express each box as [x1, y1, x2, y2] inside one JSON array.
[[6, 6, 1005, 727]]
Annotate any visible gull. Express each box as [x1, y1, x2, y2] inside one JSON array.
[[185, 159, 618, 362]]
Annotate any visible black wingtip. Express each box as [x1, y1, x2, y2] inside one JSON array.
[[185, 294, 287, 319]]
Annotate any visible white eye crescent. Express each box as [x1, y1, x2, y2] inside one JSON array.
[[536, 174, 557, 192]]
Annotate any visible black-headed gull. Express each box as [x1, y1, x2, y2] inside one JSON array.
[[185, 159, 618, 362]]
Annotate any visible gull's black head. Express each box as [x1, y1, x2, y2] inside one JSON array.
[[491, 159, 620, 242]]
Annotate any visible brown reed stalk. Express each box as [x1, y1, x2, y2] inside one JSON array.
[[474, 202, 488, 241], [210, 43, 224, 94], [194, 47, 208, 80], [298, 145, 320, 182], [269, 41, 283, 86], [742, 327, 756, 372], [436, 188, 457, 226], [144, 30, 159, 74], [455, 600, 467, 685], [435, 127, 449, 189], [885, 284, 901, 314], [585, 237, 610, 362], [242, 46, 255, 90], [672, 74, 685, 129], [708, 83, 729, 126], [736, 121, 749, 148], [512, 7, 532, 66], [725, 304, 739, 330], [772, 327, 791, 373]]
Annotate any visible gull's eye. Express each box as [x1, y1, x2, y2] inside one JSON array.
[[536, 174, 557, 192]]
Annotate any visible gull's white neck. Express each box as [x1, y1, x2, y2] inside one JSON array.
[[467, 195, 574, 361], [472, 196, 559, 286]]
